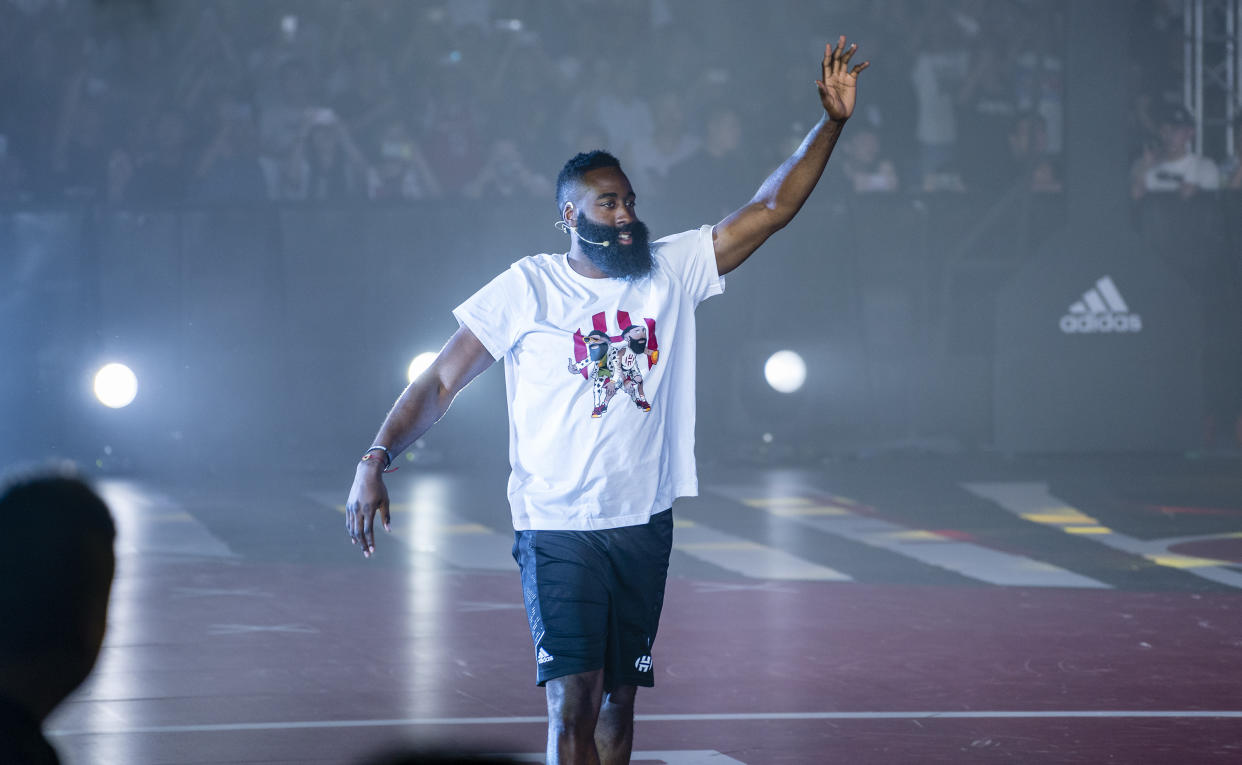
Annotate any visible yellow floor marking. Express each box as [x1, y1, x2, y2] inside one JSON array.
[[1021, 511, 1099, 524], [884, 530, 950, 542], [672, 518, 697, 528], [1063, 526, 1112, 534], [1145, 553, 1231, 569]]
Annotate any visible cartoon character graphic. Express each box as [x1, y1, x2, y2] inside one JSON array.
[[611, 324, 658, 412], [567, 330, 618, 418], [569, 313, 660, 419]]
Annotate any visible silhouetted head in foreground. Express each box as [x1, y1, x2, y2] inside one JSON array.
[[0, 468, 115, 728]]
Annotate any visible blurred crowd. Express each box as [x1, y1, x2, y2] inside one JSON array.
[[0, 0, 1234, 208]]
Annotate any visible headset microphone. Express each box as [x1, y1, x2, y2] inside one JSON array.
[[554, 219, 610, 247]]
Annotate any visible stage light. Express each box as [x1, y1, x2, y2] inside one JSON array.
[[94, 363, 138, 408], [407, 352, 438, 384], [764, 350, 806, 394]]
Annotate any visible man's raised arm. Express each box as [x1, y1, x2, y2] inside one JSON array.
[[712, 35, 869, 276], [345, 325, 495, 557]]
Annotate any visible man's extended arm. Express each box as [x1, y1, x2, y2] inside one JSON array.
[[712, 36, 869, 276], [345, 325, 495, 556]]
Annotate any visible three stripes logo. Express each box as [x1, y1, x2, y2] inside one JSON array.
[[537, 647, 554, 665], [1059, 276, 1143, 334]]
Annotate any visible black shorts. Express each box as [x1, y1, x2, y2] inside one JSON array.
[[512, 509, 673, 691]]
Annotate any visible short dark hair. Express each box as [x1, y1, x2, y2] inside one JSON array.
[[0, 468, 115, 653], [584, 330, 609, 343], [556, 150, 621, 214]]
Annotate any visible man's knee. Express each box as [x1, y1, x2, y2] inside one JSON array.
[[546, 671, 605, 732], [602, 684, 636, 711]]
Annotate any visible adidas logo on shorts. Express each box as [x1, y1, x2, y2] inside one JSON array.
[[537, 647, 554, 665], [1059, 276, 1143, 334]]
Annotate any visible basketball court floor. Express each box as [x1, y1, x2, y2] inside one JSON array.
[[46, 453, 1242, 763]]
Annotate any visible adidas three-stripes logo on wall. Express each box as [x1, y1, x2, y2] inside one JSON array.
[[1059, 276, 1143, 334]]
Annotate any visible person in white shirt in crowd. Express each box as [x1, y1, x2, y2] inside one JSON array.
[[1223, 114, 1242, 190], [840, 125, 899, 192], [1131, 105, 1221, 199], [345, 37, 868, 765]]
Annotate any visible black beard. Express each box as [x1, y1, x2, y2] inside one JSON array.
[[575, 216, 653, 280], [628, 338, 647, 354]]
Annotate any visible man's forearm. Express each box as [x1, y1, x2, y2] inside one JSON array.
[[367, 377, 455, 460], [752, 114, 847, 226]]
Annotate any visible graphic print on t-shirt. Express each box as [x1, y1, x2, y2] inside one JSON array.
[[567, 309, 660, 419]]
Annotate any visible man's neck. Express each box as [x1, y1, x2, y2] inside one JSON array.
[[566, 245, 609, 279]]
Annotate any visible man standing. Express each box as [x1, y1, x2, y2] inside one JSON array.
[[346, 36, 868, 765]]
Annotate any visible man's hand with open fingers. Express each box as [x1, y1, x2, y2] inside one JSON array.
[[346, 460, 391, 558], [817, 35, 870, 122]]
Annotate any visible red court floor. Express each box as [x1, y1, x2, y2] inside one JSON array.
[[46, 455, 1242, 763]]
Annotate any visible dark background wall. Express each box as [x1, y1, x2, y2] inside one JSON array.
[[4, 190, 1239, 474]]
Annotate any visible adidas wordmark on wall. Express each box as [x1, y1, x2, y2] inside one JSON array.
[[1060, 276, 1143, 334]]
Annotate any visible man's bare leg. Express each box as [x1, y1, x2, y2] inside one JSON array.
[[546, 670, 605, 765], [595, 685, 637, 765]]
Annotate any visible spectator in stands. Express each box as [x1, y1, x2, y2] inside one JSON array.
[[0, 133, 25, 201], [50, 70, 112, 200], [572, 60, 653, 169], [1224, 115, 1242, 189], [0, 468, 116, 765], [368, 121, 441, 201], [956, 40, 1018, 194], [260, 58, 319, 161], [629, 91, 702, 194], [670, 107, 755, 225], [1131, 106, 1220, 199], [262, 141, 308, 201], [840, 125, 900, 193], [302, 108, 371, 200], [462, 138, 552, 200], [1008, 111, 1062, 193], [122, 110, 195, 203], [419, 72, 486, 197], [910, 12, 969, 191], [262, 106, 374, 203], [193, 100, 268, 203]]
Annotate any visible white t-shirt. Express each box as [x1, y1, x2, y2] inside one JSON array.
[[1143, 152, 1221, 191], [453, 225, 724, 531]]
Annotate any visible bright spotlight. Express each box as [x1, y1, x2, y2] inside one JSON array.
[[94, 363, 138, 408], [407, 352, 438, 384], [764, 350, 806, 394]]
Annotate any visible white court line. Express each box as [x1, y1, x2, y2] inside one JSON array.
[[507, 752, 744, 764], [47, 710, 1242, 736]]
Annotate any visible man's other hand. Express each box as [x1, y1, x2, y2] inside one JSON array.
[[346, 460, 391, 558]]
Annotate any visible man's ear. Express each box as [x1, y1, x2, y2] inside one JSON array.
[[563, 202, 575, 227]]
